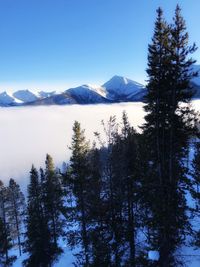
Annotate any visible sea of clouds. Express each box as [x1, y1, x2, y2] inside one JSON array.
[[0, 102, 145, 190], [1, 100, 200, 191]]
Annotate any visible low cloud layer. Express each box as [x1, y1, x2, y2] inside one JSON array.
[[2, 100, 199, 191], [0, 103, 145, 190]]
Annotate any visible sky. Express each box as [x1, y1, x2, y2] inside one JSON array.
[[0, 0, 200, 92]]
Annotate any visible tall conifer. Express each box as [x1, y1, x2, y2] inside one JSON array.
[[42, 154, 64, 256], [144, 6, 198, 266], [0, 181, 16, 266], [69, 121, 90, 266], [23, 166, 54, 267], [7, 178, 25, 256]]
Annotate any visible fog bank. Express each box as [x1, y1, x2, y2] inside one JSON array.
[[0, 103, 145, 189]]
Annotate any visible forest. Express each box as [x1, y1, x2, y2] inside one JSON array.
[[1, 5, 200, 267]]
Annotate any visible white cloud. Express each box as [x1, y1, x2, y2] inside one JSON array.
[[1, 100, 200, 192], [0, 103, 145, 191]]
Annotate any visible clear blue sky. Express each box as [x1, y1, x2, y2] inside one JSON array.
[[0, 0, 200, 91]]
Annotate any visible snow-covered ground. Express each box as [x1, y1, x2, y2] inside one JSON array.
[[1, 100, 200, 266]]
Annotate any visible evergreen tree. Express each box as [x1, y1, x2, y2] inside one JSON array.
[[143, 6, 198, 266], [7, 178, 25, 256], [0, 180, 16, 266], [42, 154, 64, 257], [93, 114, 142, 266], [87, 146, 111, 267], [191, 140, 200, 247], [23, 165, 54, 267], [69, 121, 90, 266], [98, 116, 124, 266], [120, 112, 140, 266]]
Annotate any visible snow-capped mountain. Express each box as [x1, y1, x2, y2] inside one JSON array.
[[66, 85, 109, 104], [2, 71, 200, 107], [102, 75, 146, 101], [0, 76, 147, 107], [0, 92, 23, 106], [12, 89, 57, 104], [38, 91, 56, 99], [13, 89, 39, 103], [30, 92, 76, 105]]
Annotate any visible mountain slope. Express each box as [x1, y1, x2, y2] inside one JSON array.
[[66, 85, 110, 104], [28, 92, 77, 105], [13, 90, 39, 103], [102, 75, 146, 101], [0, 92, 23, 106]]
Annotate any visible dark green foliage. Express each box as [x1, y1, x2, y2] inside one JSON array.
[[87, 146, 112, 267], [0, 180, 16, 267], [143, 5, 198, 267], [42, 154, 64, 255], [0, 217, 16, 267], [7, 178, 25, 256], [23, 165, 55, 267], [69, 121, 91, 266], [192, 141, 200, 204], [191, 140, 200, 247]]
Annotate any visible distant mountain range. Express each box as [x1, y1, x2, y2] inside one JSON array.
[[0, 76, 147, 106], [1, 68, 200, 107]]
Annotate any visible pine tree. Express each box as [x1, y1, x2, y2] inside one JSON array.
[[143, 6, 198, 267], [93, 114, 141, 266], [0, 180, 16, 267], [69, 121, 90, 266], [120, 112, 140, 266], [191, 140, 200, 247], [98, 116, 124, 266], [87, 146, 111, 267], [7, 178, 25, 256], [42, 154, 64, 257], [0, 217, 16, 267], [23, 165, 54, 267]]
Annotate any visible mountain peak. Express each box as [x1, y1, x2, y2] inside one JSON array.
[[102, 75, 145, 101], [13, 90, 38, 103]]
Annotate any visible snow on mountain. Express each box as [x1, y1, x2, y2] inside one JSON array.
[[102, 75, 146, 101], [0, 76, 147, 107], [3, 72, 200, 107], [87, 84, 107, 98], [31, 92, 77, 105], [37, 91, 56, 98], [0, 91, 24, 106], [0, 91, 16, 106], [66, 84, 109, 104], [13, 90, 39, 103]]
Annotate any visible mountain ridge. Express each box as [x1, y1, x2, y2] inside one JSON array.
[[0, 75, 146, 106], [1, 72, 200, 107]]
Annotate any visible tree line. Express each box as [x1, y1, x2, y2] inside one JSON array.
[[1, 4, 200, 267]]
